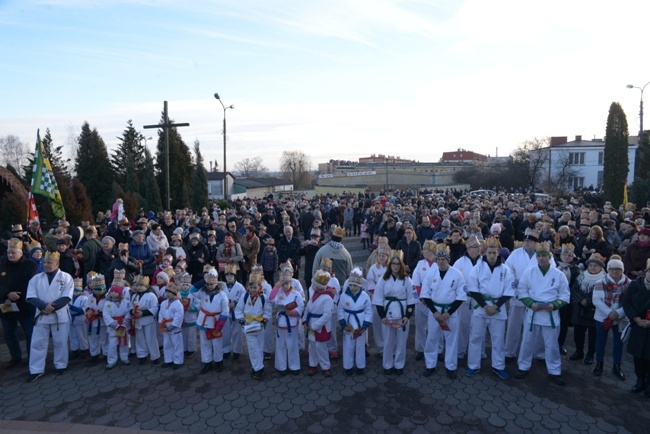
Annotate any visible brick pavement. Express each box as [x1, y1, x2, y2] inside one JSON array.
[[1, 236, 648, 433]]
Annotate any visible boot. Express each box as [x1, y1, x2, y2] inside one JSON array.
[[612, 364, 625, 381], [632, 378, 647, 393], [200, 362, 212, 375], [215, 361, 224, 372], [569, 350, 584, 361], [593, 362, 603, 376]]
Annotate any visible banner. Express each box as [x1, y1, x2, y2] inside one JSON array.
[[31, 130, 66, 218]]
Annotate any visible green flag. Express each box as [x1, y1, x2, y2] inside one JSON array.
[[31, 129, 66, 219]]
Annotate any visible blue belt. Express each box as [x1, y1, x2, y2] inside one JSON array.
[[344, 308, 363, 329], [277, 311, 292, 337]]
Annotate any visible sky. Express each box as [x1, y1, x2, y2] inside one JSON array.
[[1, 0, 650, 173]]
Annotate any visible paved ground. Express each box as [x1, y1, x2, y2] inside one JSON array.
[[1, 235, 649, 433]]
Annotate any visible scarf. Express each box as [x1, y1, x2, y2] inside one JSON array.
[[556, 261, 573, 282], [578, 269, 606, 295], [601, 274, 629, 309]]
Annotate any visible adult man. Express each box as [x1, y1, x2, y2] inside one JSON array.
[[312, 227, 353, 285], [81, 226, 103, 282], [514, 241, 570, 385], [0, 239, 38, 368], [26, 251, 74, 382], [277, 226, 302, 279], [465, 237, 514, 380]]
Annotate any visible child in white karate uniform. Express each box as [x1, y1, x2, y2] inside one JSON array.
[[193, 269, 229, 374], [178, 273, 198, 357], [69, 278, 89, 359], [305, 270, 335, 376], [270, 273, 304, 375], [103, 286, 132, 369], [222, 264, 245, 360], [130, 275, 161, 365], [235, 274, 272, 379], [85, 273, 109, 365], [159, 282, 184, 368], [338, 268, 373, 375]]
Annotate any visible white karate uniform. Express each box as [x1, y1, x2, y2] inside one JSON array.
[[504, 248, 555, 358], [412, 259, 438, 354], [373, 275, 417, 370], [420, 266, 467, 371], [103, 298, 132, 365], [338, 287, 373, 369], [180, 287, 198, 352], [193, 289, 230, 363], [305, 289, 335, 370], [308, 277, 341, 354], [261, 281, 275, 354], [69, 292, 89, 351], [159, 298, 185, 365], [466, 260, 514, 371], [222, 281, 245, 355], [131, 291, 160, 361], [235, 291, 272, 372], [290, 278, 307, 351], [365, 264, 387, 352], [270, 287, 304, 372], [517, 264, 570, 375], [85, 295, 108, 356], [453, 255, 483, 358], [27, 269, 74, 374]]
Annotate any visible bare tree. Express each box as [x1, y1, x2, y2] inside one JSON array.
[[549, 150, 580, 193], [234, 157, 268, 178], [511, 137, 549, 189], [280, 150, 311, 190], [0, 134, 29, 175]]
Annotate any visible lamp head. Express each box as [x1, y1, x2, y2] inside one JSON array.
[[229, 104, 235, 109], [214, 93, 220, 100], [626, 84, 634, 89]]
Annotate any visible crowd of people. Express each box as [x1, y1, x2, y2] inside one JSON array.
[[0, 189, 649, 396]]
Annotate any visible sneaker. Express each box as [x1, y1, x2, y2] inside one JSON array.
[[162, 362, 173, 368], [329, 351, 339, 360], [384, 368, 394, 375], [514, 369, 529, 379], [465, 368, 479, 378], [151, 358, 161, 365], [200, 363, 213, 375], [252, 370, 263, 380], [345, 369, 354, 376], [548, 374, 566, 386], [424, 368, 435, 377], [27, 372, 44, 383], [105, 363, 116, 370], [121, 360, 132, 366], [308, 367, 318, 376], [395, 368, 404, 375], [138, 358, 147, 365], [289, 369, 300, 376], [446, 369, 457, 380], [323, 370, 332, 377], [56, 368, 67, 375], [492, 368, 509, 380]]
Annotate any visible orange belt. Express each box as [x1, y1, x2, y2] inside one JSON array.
[[159, 317, 174, 332], [113, 315, 128, 346], [200, 308, 221, 327]]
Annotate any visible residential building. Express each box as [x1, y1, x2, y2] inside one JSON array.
[[441, 149, 488, 166]]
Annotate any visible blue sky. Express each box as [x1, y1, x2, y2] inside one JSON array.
[[1, 0, 649, 172]]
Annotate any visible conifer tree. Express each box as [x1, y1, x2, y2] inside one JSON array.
[[191, 140, 208, 211], [75, 122, 114, 213], [153, 113, 193, 210], [603, 102, 629, 207]]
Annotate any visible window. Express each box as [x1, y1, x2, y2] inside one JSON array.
[[569, 152, 585, 165], [569, 176, 584, 190], [598, 152, 604, 165], [597, 171, 604, 187]]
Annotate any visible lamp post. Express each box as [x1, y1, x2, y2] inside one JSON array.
[[214, 93, 234, 200], [143, 136, 152, 148], [626, 81, 650, 144]]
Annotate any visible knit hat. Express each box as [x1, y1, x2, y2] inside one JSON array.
[[108, 286, 124, 297], [607, 255, 624, 271], [156, 270, 171, 285], [585, 253, 605, 269], [436, 244, 450, 262], [101, 236, 115, 245]]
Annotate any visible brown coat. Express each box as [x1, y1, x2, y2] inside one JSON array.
[[240, 234, 260, 272]]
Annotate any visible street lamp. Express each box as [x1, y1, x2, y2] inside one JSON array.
[[143, 136, 152, 148], [626, 81, 650, 144], [214, 92, 234, 200]]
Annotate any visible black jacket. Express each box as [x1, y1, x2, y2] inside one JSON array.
[[0, 255, 38, 318]]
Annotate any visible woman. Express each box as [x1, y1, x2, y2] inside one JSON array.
[[555, 244, 580, 356], [372, 251, 416, 375], [593, 255, 630, 379], [581, 226, 612, 263], [396, 226, 421, 276], [570, 253, 607, 365], [622, 258, 650, 396], [240, 225, 260, 284], [445, 229, 466, 265], [216, 232, 243, 281]]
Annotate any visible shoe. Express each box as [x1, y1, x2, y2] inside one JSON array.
[[308, 367, 318, 376], [612, 364, 625, 381], [85, 355, 99, 366], [415, 352, 424, 361], [69, 350, 79, 360], [559, 346, 567, 356], [215, 361, 224, 372], [424, 368, 435, 377], [631, 379, 647, 393], [569, 351, 584, 361], [356, 368, 364, 375], [278, 370, 288, 377], [186, 351, 195, 359], [105, 363, 116, 370], [446, 369, 457, 380], [138, 358, 147, 365], [514, 370, 529, 380], [345, 369, 354, 376], [384, 368, 393, 375], [56, 368, 67, 375], [465, 368, 478, 378], [289, 369, 300, 376], [162, 362, 173, 368], [323, 370, 332, 377], [395, 368, 404, 375], [252, 370, 263, 380], [151, 358, 161, 365], [593, 362, 603, 376], [200, 363, 212, 374], [223, 352, 231, 360], [121, 360, 132, 366], [264, 352, 272, 360], [492, 368, 509, 380], [329, 351, 339, 360], [27, 372, 43, 383], [173, 364, 182, 370], [233, 353, 240, 361], [548, 374, 566, 386], [583, 354, 594, 365], [4, 359, 21, 369]]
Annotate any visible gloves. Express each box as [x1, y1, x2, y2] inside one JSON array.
[[238, 318, 247, 325]]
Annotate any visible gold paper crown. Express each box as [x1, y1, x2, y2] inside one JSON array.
[[11, 224, 23, 232], [73, 278, 83, 289], [248, 273, 263, 286], [251, 264, 263, 275], [162, 267, 175, 278], [225, 263, 239, 275], [535, 241, 552, 255], [94, 273, 106, 286], [118, 243, 129, 251], [203, 264, 214, 273], [165, 282, 179, 295], [113, 269, 126, 279], [333, 226, 345, 239], [390, 250, 404, 261], [422, 240, 437, 253], [524, 228, 540, 241], [348, 267, 363, 286], [560, 243, 575, 254], [44, 251, 60, 262], [466, 235, 480, 248], [87, 271, 98, 282], [376, 236, 388, 246], [319, 257, 333, 271], [436, 244, 450, 259], [377, 245, 391, 256], [171, 234, 182, 242], [280, 261, 294, 274], [134, 275, 150, 286], [178, 273, 192, 285], [207, 230, 216, 237], [485, 236, 502, 250], [514, 240, 524, 250], [7, 238, 23, 251], [312, 269, 331, 288]]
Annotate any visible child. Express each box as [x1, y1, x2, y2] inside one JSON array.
[[159, 282, 184, 369], [361, 219, 369, 249], [193, 269, 229, 374], [305, 270, 335, 376], [29, 246, 45, 273], [85, 272, 109, 365], [260, 238, 278, 286], [235, 273, 272, 379], [338, 268, 373, 375], [69, 278, 89, 360], [269, 270, 304, 375], [178, 272, 198, 357], [312, 258, 341, 360], [130, 275, 161, 365], [169, 234, 187, 262], [103, 285, 132, 369], [251, 265, 275, 361], [222, 263, 245, 360]]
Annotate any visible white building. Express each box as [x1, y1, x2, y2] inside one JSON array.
[[530, 135, 638, 191]]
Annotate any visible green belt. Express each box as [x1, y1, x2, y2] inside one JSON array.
[[433, 302, 451, 313], [472, 296, 501, 312], [529, 300, 555, 331], [385, 296, 407, 331]]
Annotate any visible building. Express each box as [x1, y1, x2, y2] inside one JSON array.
[[441, 149, 488, 166], [231, 177, 293, 199], [206, 171, 236, 200], [358, 154, 414, 164], [530, 135, 638, 191]]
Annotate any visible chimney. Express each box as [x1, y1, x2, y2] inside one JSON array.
[[550, 136, 568, 147], [209, 161, 213, 171], [575, 135, 582, 142]]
